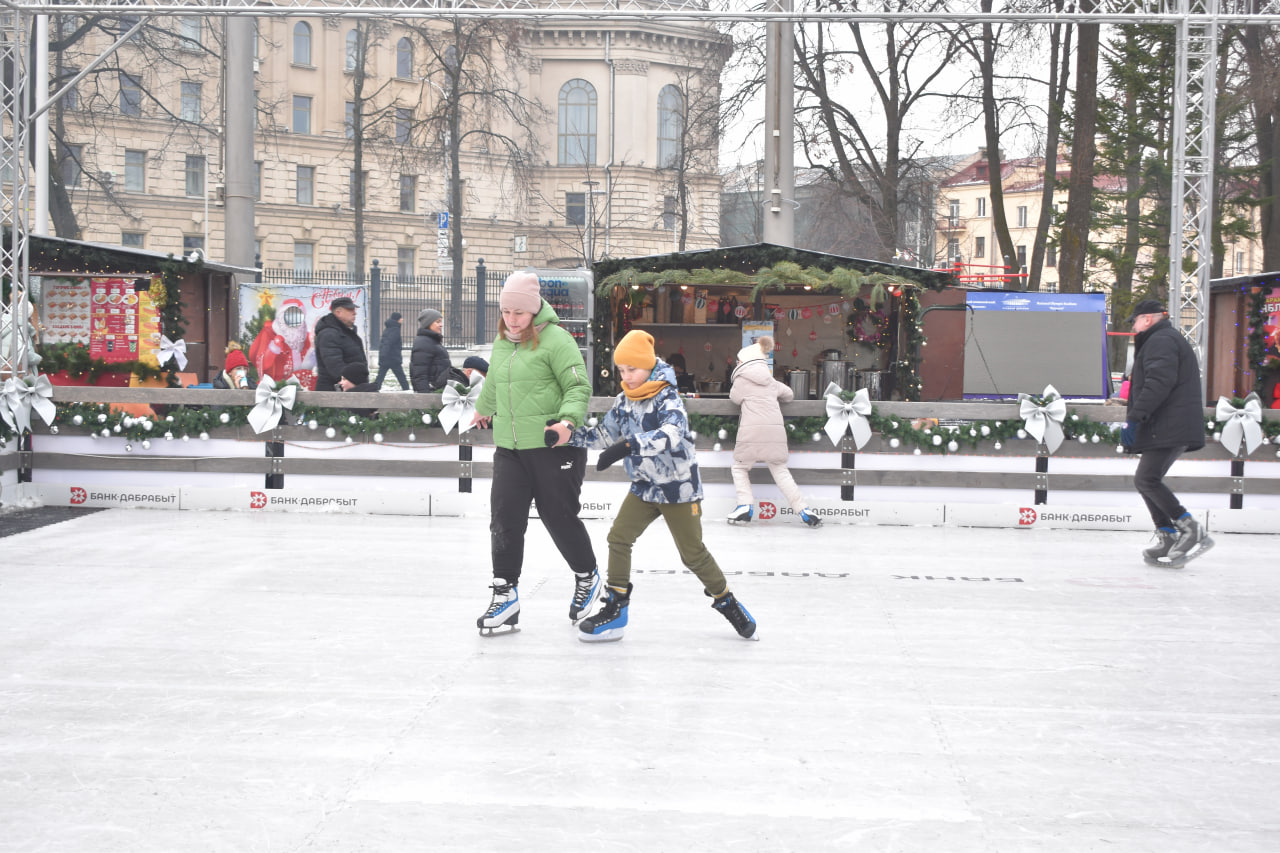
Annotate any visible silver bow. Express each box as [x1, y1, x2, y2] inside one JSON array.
[[1215, 393, 1265, 457], [821, 381, 872, 449], [1018, 383, 1067, 454], [438, 381, 483, 434], [247, 375, 298, 434], [2, 373, 57, 434], [153, 335, 189, 370]]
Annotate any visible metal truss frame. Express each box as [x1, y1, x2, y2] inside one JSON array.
[[6, 0, 1280, 381]]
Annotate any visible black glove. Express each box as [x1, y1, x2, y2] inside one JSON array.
[[544, 419, 562, 447], [596, 439, 631, 471]]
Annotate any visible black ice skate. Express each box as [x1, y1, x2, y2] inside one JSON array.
[[569, 568, 601, 623], [477, 579, 520, 636], [1141, 527, 1179, 567], [578, 583, 632, 643], [710, 591, 759, 640], [799, 508, 823, 528]]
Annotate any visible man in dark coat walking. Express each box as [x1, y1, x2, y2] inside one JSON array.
[[374, 312, 409, 390], [1124, 299, 1211, 565], [313, 297, 367, 392]]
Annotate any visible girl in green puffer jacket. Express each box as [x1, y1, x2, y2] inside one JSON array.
[[471, 272, 600, 636]]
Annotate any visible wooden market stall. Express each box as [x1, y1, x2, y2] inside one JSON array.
[[590, 243, 954, 400]]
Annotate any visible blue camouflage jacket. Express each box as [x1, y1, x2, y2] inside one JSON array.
[[571, 360, 703, 504]]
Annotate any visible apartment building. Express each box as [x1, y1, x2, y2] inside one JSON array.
[[51, 12, 729, 274]]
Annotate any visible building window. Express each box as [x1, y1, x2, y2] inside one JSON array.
[[977, 197, 986, 217], [947, 238, 960, 262], [974, 235, 985, 259], [294, 242, 314, 273], [185, 155, 205, 197], [565, 192, 586, 226], [348, 170, 366, 208], [293, 22, 312, 65], [663, 195, 676, 230], [1016, 244, 1027, 269], [179, 16, 201, 49], [397, 247, 415, 277], [119, 72, 142, 116], [296, 165, 314, 205], [1046, 245, 1057, 268], [344, 101, 355, 139], [119, 15, 142, 40], [59, 68, 80, 111], [396, 37, 413, 78], [124, 149, 145, 192], [657, 84, 683, 168], [948, 199, 959, 226], [345, 29, 361, 72], [183, 235, 204, 254], [1017, 205, 1028, 227], [558, 79, 597, 166], [292, 95, 312, 134], [60, 144, 82, 188], [399, 174, 416, 213], [1236, 250, 1245, 274], [121, 232, 144, 248], [180, 81, 201, 122], [253, 161, 262, 201], [395, 108, 412, 144], [347, 245, 359, 277]]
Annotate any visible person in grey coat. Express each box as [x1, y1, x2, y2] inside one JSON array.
[[1124, 299, 1211, 565], [313, 297, 367, 392], [374, 312, 409, 390], [726, 336, 821, 527]]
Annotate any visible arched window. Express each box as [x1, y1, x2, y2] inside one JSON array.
[[293, 22, 312, 65], [657, 85, 684, 168], [396, 37, 413, 78], [345, 30, 360, 72], [558, 79, 596, 166]]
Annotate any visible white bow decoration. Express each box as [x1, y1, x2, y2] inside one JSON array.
[[2, 374, 57, 434], [438, 381, 483, 435], [1215, 393, 1265, 457], [247, 375, 298, 434], [821, 382, 872, 449], [1018, 384, 1068, 454], [153, 336, 189, 370]]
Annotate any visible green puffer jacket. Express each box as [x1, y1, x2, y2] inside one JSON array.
[[475, 299, 591, 449]]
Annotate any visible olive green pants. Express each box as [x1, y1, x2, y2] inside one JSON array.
[[606, 492, 728, 597]]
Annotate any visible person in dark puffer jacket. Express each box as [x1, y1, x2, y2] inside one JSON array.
[[374, 312, 409, 390], [1124, 299, 1211, 565], [313, 297, 366, 392], [410, 308, 459, 392]]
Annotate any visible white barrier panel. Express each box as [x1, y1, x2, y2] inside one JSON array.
[[1206, 508, 1280, 534], [945, 502, 1175, 531], [179, 486, 431, 515], [428, 491, 488, 517], [31, 481, 181, 510]]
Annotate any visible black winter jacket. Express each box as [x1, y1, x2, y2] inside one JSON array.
[[314, 313, 367, 392], [1126, 317, 1205, 453], [378, 319, 403, 366], [410, 327, 453, 392]]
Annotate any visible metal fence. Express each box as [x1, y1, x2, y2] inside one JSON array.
[[261, 261, 511, 349]]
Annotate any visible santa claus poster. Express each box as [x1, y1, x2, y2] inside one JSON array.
[[239, 284, 368, 390]]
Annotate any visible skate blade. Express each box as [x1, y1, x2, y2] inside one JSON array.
[[1165, 535, 1216, 566], [478, 624, 521, 637], [578, 628, 624, 643], [739, 630, 761, 641]]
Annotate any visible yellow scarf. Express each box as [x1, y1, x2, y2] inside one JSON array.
[[623, 379, 668, 401]]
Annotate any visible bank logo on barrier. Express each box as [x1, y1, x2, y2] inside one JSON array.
[[1019, 507, 1038, 526], [70, 487, 87, 505], [759, 501, 779, 520], [250, 491, 268, 509], [57, 484, 179, 508]]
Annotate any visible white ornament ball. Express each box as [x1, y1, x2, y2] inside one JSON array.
[[813, 433, 822, 442], [408, 432, 416, 442], [913, 448, 922, 456], [72, 414, 84, 426], [141, 420, 152, 432], [1071, 414, 1079, 421], [718, 428, 728, 440], [141, 440, 151, 450], [1116, 444, 1125, 453], [348, 415, 358, 425], [421, 413, 433, 425], [713, 442, 722, 452], [325, 427, 336, 439], [980, 425, 990, 436], [932, 434, 942, 446], [308, 420, 318, 430], [1078, 435, 1087, 444], [787, 423, 795, 431], [50, 425, 59, 435], [993, 441, 1003, 450], [124, 443, 133, 452], [889, 437, 900, 449], [587, 417, 598, 427], [1213, 432, 1221, 442], [969, 429, 977, 437], [1091, 434, 1099, 443], [219, 412, 230, 424], [112, 424, 122, 434], [97, 413, 107, 423], [89, 432, 98, 440], [373, 433, 384, 443], [166, 415, 174, 422], [345, 436, 353, 444], [164, 432, 173, 441], [122, 417, 134, 428], [182, 434, 190, 442], [947, 440, 959, 452], [1016, 429, 1027, 440], [891, 421, 899, 429], [1206, 420, 1214, 430], [199, 432, 209, 441]]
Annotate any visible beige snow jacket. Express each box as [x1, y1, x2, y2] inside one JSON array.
[[729, 356, 793, 465]]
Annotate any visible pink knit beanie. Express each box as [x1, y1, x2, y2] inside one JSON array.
[[500, 271, 542, 314]]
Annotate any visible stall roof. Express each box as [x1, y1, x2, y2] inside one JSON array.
[[1210, 272, 1280, 292], [592, 242, 954, 291], [16, 232, 259, 278]]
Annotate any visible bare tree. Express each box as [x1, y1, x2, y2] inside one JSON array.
[[1239, 18, 1280, 270], [1058, 7, 1100, 293]]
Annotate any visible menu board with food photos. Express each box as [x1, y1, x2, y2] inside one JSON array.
[[40, 276, 160, 365]]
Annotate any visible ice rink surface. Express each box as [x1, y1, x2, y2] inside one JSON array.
[[1, 508, 1278, 853]]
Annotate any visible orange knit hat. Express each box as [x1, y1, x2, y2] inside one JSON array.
[[613, 330, 657, 370]]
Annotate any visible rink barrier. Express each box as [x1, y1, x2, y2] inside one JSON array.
[[2, 388, 1279, 519]]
